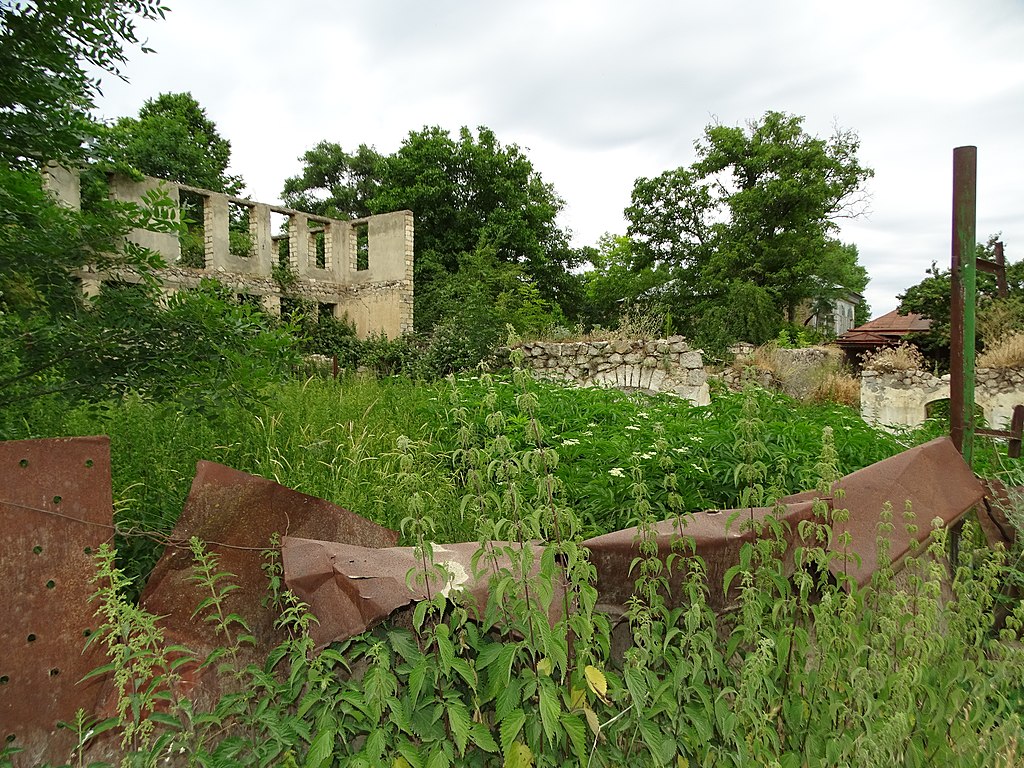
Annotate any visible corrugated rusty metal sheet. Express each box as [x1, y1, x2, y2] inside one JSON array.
[[823, 436, 984, 585], [282, 438, 987, 642], [584, 502, 819, 614], [283, 537, 559, 648], [138, 462, 398, 700], [977, 479, 1018, 548], [586, 437, 985, 613], [0, 437, 113, 767]]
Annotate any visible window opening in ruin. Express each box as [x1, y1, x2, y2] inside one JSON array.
[[925, 398, 984, 423], [178, 190, 206, 269], [229, 201, 253, 258], [271, 211, 291, 270], [318, 303, 336, 321], [355, 222, 369, 271], [311, 223, 327, 269]]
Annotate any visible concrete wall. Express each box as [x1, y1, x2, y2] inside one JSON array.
[[861, 367, 1024, 430], [65, 168, 414, 338], [514, 337, 710, 405]]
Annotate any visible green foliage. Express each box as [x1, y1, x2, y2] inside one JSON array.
[[0, 0, 166, 169], [53, 375, 1024, 767], [575, 233, 672, 330], [92, 91, 243, 194], [898, 234, 1024, 368], [625, 111, 871, 346], [281, 141, 382, 219], [284, 125, 578, 332], [0, 163, 189, 409]]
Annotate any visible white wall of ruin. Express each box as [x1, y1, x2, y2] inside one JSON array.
[[52, 169, 414, 338], [861, 368, 1024, 430]]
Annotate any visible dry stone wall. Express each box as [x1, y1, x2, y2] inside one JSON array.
[[515, 337, 710, 405], [861, 367, 1024, 430]]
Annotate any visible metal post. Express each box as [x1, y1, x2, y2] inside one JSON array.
[[950, 146, 978, 466]]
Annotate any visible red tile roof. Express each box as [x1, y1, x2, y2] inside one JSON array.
[[836, 310, 932, 348]]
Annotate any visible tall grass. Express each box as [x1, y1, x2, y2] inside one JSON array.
[[5, 373, 909, 594], [29, 374, 1024, 768]]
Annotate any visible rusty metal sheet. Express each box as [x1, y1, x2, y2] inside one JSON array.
[[283, 537, 560, 648], [138, 461, 398, 698], [823, 436, 984, 585], [0, 436, 113, 767], [584, 436, 985, 613], [585, 502, 819, 615]]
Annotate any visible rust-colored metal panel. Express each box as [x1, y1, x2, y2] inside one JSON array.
[[824, 437, 984, 585], [140, 462, 399, 667], [976, 479, 1017, 548], [0, 436, 113, 767], [283, 538, 561, 648], [585, 437, 985, 614], [584, 502, 818, 615]]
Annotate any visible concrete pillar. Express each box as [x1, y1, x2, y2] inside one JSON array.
[[250, 204, 273, 276], [107, 173, 181, 265], [328, 220, 349, 283], [42, 163, 80, 210], [261, 294, 281, 316], [80, 277, 102, 299], [204, 192, 230, 271], [288, 213, 309, 275], [367, 211, 414, 282]]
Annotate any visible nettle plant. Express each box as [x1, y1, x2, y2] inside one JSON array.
[[29, 369, 1024, 768]]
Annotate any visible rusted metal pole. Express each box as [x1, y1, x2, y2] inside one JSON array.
[[950, 146, 978, 466]]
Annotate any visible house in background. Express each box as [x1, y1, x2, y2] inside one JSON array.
[[835, 309, 932, 364], [797, 291, 863, 337]]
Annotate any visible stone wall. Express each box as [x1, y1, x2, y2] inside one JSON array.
[[861, 367, 1024, 430], [515, 337, 710, 405], [52, 169, 414, 338]]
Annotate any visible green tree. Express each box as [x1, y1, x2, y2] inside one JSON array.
[[897, 234, 1023, 363], [0, 0, 166, 169], [0, 4, 298, 417], [93, 91, 243, 193], [626, 111, 872, 346], [281, 141, 382, 219], [283, 125, 577, 332], [576, 234, 673, 329]]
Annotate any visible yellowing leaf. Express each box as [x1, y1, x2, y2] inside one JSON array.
[[584, 664, 608, 699], [504, 742, 534, 768], [677, 757, 689, 768], [570, 686, 587, 710], [536, 657, 553, 677], [584, 705, 601, 738], [392, 759, 412, 768]]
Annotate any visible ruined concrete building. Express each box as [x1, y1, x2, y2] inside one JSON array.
[[44, 165, 414, 338]]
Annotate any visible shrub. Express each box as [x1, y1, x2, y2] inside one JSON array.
[[862, 342, 924, 373], [809, 370, 861, 408], [978, 332, 1024, 369]]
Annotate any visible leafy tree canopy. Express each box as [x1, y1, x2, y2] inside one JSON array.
[[0, 0, 166, 168], [93, 91, 243, 194], [281, 141, 382, 219], [0, 4, 297, 417], [284, 125, 577, 332], [625, 110, 872, 346], [897, 234, 1024, 361]]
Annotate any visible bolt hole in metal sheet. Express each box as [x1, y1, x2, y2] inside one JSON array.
[[0, 437, 113, 766]]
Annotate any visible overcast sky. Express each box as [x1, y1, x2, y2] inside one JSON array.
[[92, 0, 1024, 317]]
